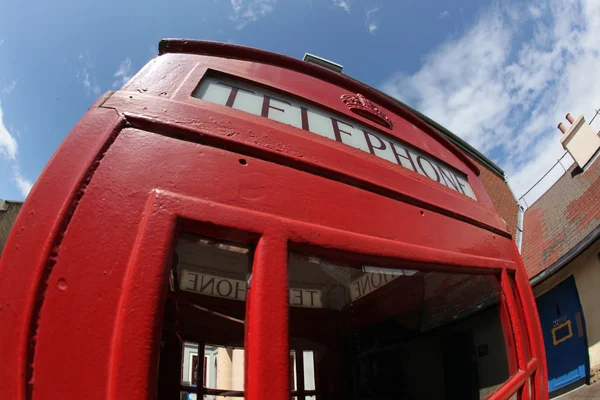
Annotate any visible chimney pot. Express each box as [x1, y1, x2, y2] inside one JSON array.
[[566, 113, 575, 123], [560, 114, 600, 168], [558, 123, 567, 134]]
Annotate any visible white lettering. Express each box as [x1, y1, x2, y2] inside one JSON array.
[[349, 271, 402, 301], [195, 77, 477, 200], [179, 270, 323, 308], [291, 288, 303, 306]]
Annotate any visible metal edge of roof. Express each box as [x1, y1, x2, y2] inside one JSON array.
[[0, 200, 24, 211], [529, 222, 600, 287]]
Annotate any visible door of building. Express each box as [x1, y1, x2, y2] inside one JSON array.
[[536, 276, 589, 395]]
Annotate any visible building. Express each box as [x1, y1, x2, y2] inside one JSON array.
[[0, 200, 23, 257], [521, 113, 600, 397]]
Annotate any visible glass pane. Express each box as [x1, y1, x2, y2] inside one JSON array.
[[290, 351, 297, 391], [202, 398, 243, 400], [204, 344, 245, 391], [303, 350, 316, 391], [182, 342, 199, 386], [176, 235, 250, 304], [166, 233, 250, 398], [290, 350, 317, 394], [181, 392, 199, 400], [288, 252, 510, 400]]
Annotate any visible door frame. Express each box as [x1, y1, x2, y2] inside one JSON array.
[[106, 188, 537, 400], [535, 274, 591, 394]]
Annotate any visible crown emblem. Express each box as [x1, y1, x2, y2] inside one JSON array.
[[340, 93, 393, 129]]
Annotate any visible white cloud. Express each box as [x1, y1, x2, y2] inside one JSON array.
[[439, 11, 450, 19], [381, 0, 600, 204], [77, 68, 101, 96], [231, 0, 243, 12], [366, 5, 379, 18], [0, 102, 32, 199], [528, 5, 541, 18], [82, 70, 91, 91], [333, 0, 350, 13], [0, 39, 4, 47], [366, 5, 381, 34], [113, 57, 133, 88], [12, 166, 32, 198], [2, 80, 17, 96], [76, 53, 102, 96], [230, 0, 278, 29], [0, 103, 18, 160]]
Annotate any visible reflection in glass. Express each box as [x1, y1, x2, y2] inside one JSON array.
[[160, 233, 250, 399], [204, 345, 245, 392], [288, 252, 510, 400], [291, 350, 317, 397], [181, 343, 245, 398]]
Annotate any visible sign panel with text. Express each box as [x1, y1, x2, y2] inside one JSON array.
[[194, 76, 477, 200]]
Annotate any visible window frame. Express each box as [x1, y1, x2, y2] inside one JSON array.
[[113, 189, 538, 400]]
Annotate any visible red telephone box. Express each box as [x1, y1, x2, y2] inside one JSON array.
[[0, 39, 547, 400]]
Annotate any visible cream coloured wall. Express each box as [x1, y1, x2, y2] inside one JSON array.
[[533, 239, 600, 368], [231, 349, 245, 391]]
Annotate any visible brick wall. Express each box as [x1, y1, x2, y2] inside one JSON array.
[[469, 158, 519, 239], [521, 159, 600, 278], [0, 201, 23, 256]]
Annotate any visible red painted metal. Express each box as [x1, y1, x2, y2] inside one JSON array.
[[0, 39, 546, 399], [246, 235, 289, 400], [157, 39, 482, 177], [502, 270, 528, 372], [499, 289, 519, 378]]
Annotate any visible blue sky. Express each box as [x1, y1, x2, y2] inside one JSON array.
[[1, 0, 599, 204]]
